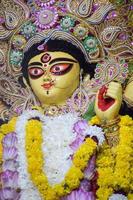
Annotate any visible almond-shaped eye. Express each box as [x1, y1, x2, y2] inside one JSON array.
[[50, 63, 73, 75], [28, 67, 44, 79]]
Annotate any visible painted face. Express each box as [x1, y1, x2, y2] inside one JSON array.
[[28, 51, 80, 105]]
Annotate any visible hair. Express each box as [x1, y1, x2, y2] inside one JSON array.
[[21, 39, 96, 84]]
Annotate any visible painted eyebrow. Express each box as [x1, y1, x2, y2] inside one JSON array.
[[28, 62, 42, 67], [49, 58, 77, 65]]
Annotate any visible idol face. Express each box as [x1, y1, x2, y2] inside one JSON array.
[[28, 51, 80, 106]]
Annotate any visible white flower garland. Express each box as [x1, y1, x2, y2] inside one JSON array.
[[41, 113, 79, 185], [84, 125, 105, 145], [109, 194, 128, 200]]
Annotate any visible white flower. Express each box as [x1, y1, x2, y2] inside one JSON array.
[[109, 194, 128, 200], [85, 125, 105, 145], [42, 113, 79, 185]]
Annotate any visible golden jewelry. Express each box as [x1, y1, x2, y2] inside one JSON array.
[[101, 116, 120, 147]]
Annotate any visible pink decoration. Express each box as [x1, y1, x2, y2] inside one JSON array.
[[0, 170, 18, 188], [2, 132, 18, 148], [63, 189, 95, 200], [1, 132, 19, 199], [118, 33, 127, 40], [0, 16, 5, 24], [0, 188, 20, 200], [3, 147, 18, 160], [3, 160, 17, 171], [92, 3, 99, 11], [34, 6, 58, 30], [35, 0, 55, 7], [70, 136, 84, 151], [73, 120, 88, 135], [84, 155, 96, 178]]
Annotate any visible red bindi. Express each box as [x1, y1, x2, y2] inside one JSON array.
[[41, 53, 51, 63]]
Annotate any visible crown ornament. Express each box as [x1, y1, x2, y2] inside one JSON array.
[[0, 0, 132, 120]]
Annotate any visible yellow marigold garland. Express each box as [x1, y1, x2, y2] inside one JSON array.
[[90, 115, 133, 200], [25, 119, 97, 200], [128, 193, 133, 200], [89, 115, 101, 126]]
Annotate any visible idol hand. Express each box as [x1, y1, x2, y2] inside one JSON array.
[[95, 82, 122, 121]]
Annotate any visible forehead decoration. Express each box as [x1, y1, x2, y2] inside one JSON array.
[[0, 0, 132, 119], [41, 53, 51, 63]]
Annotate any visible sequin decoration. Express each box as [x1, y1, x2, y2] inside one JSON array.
[[4, 10, 18, 30], [34, 6, 58, 30], [0, 49, 5, 66], [93, 58, 128, 86], [27, 0, 38, 14], [12, 35, 26, 50], [60, 16, 75, 31], [74, 24, 88, 40], [20, 22, 37, 39], [35, 0, 56, 7], [10, 51, 23, 66], [83, 36, 98, 53], [0, 16, 5, 24], [56, 0, 67, 12]]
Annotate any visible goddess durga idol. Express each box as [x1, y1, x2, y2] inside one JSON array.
[[0, 0, 132, 200]]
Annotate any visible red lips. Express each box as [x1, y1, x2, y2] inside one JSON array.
[[41, 83, 54, 89]]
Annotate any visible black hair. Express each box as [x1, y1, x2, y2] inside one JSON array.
[[21, 39, 96, 83], [120, 101, 133, 117]]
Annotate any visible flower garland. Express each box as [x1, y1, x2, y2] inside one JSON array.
[[0, 117, 19, 199], [1, 113, 132, 200], [25, 119, 97, 200], [90, 115, 133, 200], [0, 117, 17, 164], [1, 132, 19, 199], [89, 115, 101, 126]]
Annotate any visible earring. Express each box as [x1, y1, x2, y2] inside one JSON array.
[[79, 69, 83, 107], [69, 69, 89, 115]]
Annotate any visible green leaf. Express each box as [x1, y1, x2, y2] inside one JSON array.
[[82, 102, 96, 121]]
